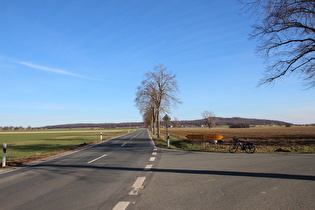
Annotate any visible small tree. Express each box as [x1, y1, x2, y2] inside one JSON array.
[[201, 111, 217, 129]]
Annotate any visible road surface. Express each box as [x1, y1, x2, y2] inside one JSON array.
[[135, 149, 315, 210], [0, 129, 155, 209], [0, 129, 314, 209]]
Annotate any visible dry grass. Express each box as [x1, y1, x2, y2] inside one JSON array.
[[161, 126, 315, 153]]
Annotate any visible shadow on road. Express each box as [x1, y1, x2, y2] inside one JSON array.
[[30, 163, 315, 182]]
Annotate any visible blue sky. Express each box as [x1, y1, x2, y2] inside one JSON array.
[[0, 0, 314, 127]]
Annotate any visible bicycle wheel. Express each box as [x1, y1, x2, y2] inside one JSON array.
[[245, 144, 256, 153], [229, 144, 238, 153]]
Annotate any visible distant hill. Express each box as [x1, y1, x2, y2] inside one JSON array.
[[173, 117, 291, 127], [42, 117, 291, 129]]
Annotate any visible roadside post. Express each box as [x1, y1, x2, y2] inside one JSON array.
[[2, 143, 7, 167], [214, 140, 218, 150], [100, 132, 103, 140], [162, 114, 171, 148]]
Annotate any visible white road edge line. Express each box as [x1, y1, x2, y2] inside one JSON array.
[[149, 157, 156, 161], [152, 152, 157, 155], [87, 154, 107, 164], [146, 128, 156, 148], [113, 201, 130, 210]]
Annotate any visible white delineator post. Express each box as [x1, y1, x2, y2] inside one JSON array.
[[162, 114, 171, 148], [100, 132, 103, 140], [2, 143, 7, 167]]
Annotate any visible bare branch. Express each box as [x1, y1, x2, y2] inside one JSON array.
[[242, 0, 315, 88]]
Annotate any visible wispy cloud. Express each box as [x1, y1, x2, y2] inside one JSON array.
[[0, 103, 65, 110], [18, 61, 89, 79]]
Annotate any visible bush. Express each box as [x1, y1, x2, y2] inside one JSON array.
[[229, 123, 250, 128]]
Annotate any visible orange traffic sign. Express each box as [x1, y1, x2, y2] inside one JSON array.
[[186, 134, 204, 139], [186, 134, 223, 140], [204, 134, 224, 140]]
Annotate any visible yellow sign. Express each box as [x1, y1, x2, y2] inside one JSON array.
[[163, 114, 171, 122], [205, 135, 224, 140], [186, 134, 204, 139], [186, 134, 223, 140]]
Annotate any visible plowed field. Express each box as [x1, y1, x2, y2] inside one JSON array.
[[164, 126, 315, 152]]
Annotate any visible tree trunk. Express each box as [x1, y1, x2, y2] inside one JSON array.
[[156, 110, 160, 138], [151, 114, 154, 133]]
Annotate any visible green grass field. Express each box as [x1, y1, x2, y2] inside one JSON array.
[[0, 129, 129, 166]]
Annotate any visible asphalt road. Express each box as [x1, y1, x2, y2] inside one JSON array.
[[0, 129, 156, 210], [135, 149, 315, 210], [1, 129, 315, 210]]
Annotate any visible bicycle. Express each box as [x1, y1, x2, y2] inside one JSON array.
[[229, 136, 256, 153]]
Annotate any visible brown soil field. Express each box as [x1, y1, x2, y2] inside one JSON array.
[[163, 126, 315, 152]]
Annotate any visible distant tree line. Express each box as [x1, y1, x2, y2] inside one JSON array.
[[229, 123, 250, 128], [0, 126, 33, 130], [44, 122, 144, 129]]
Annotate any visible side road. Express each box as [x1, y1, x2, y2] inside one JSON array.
[[134, 149, 315, 209]]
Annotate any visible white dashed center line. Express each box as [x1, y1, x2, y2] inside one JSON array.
[[114, 131, 158, 209], [113, 201, 130, 210], [87, 154, 107, 164], [144, 164, 153, 171], [129, 177, 146, 195], [132, 177, 146, 188]]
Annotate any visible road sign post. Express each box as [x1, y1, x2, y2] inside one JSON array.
[[163, 114, 171, 148], [2, 143, 7, 167]]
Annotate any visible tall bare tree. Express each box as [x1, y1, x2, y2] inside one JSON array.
[[135, 64, 181, 137], [242, 0, 315, 88], [201, 111, 217, 129]]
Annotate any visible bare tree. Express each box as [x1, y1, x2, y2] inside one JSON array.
[[242, 0, 315, 88], [201, 111, 217, 129], [135, 87, 157, 134], [135, 64, 181, 137], [142, 104, 155, 131], [173, 117, 180, 128]]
